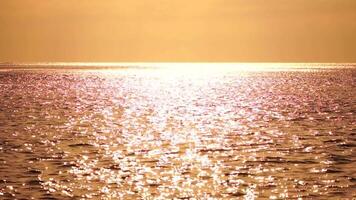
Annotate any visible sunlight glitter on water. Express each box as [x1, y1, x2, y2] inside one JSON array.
[[0, 64, 355, 199]]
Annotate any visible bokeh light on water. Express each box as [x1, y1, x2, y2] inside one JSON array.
[[0, 64, 355, 199]]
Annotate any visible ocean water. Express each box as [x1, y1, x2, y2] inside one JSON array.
[[0, 64, 355, 199]]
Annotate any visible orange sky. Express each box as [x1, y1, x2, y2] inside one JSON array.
[[0, 0, 356, 62]]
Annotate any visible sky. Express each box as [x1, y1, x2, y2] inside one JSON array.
[[0, 0, 356, 62]]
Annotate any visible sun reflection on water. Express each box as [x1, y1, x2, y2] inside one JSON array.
[[0, 65, 355, 199]]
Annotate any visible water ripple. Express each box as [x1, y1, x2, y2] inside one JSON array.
[[0, 66, 355, 199]]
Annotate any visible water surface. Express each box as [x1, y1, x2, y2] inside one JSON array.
[[0, 64, 355, 199]]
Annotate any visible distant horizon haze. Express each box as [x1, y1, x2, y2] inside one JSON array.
[[1, 0, 356, 62]]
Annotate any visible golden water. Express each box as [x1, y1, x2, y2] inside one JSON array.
[[0, 65, 355, 199]]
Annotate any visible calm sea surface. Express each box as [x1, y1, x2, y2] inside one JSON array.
[[0, 64, 355, 199]]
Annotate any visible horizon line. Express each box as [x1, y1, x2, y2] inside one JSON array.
[[0, 62, 355, 71], [1, 62, 356, 65]]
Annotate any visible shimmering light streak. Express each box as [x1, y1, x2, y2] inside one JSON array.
[[0, 64, 355, 199]]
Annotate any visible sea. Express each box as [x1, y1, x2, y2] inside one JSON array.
[[0, 63, 355, 199]]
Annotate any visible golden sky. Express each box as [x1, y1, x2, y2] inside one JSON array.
[[0, 0, 356, 62]]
